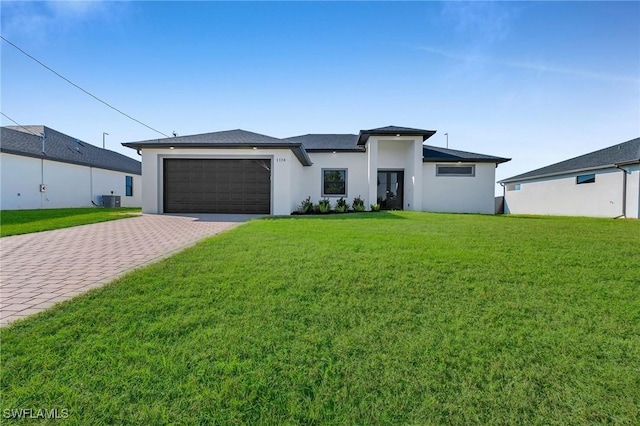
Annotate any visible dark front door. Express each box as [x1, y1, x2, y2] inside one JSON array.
[[377, 171, 404, 210]]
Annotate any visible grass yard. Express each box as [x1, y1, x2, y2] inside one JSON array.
[[1, 212, 638, 424], [0, 207, 141, 237]]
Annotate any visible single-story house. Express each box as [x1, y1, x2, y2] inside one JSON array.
[[122, 125, 509, 216], [499, 137, 640, 218], [1, 126, 142, 210]]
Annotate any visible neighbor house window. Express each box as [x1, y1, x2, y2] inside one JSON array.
[[576, 173, 595, 184], [436, 164, 475, 177], [125, 176, 133, 196], [322, 169, 347, 196], [506, 183, 521, 191]]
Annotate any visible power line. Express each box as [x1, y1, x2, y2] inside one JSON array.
[[1, 35, 170, 138], [0, 112, 42, 137]]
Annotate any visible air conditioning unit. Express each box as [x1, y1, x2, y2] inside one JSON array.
[[102, 195, 121, 208], [39, 184, 47, 193]]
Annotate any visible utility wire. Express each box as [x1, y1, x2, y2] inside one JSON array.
[[1, 35, 170, 138], [0, 111, 43, 137]]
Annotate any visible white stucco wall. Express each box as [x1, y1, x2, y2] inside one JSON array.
[[372, 137, 424, 210], [0, 152, 141, 210], [139, 148, 297, 215], [137, 140, 501, 216], [296, 152, 369, 209], [503, 167, 637, 218], [422, 162, 497, 214]]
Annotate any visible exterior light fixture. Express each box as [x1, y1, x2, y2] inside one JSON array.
[[253, 147, 258, 150], [169, 146, 175, 150]]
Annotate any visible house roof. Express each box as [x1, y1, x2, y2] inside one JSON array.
[[122, 126, 509, 167], [357, 125, 437, 146], [284, 134, 364, 152], [122, 129, 313, 166], [1, 126, 141, 175], [499, 137, 640, 183], [423, 145, 511, 164]]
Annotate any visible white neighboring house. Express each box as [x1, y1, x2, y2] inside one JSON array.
[[499, 137, 640, 218], [122, 125, 510, 216], [1, 126, 142, 210]]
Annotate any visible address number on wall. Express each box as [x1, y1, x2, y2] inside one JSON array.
[[276, 158, 286, 163]]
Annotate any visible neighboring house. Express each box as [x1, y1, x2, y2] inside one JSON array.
[[499, 137, 640, 218], [122, 125, 509, 216], [1, 126, 142, 210]]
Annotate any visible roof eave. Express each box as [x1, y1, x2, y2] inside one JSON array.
[[357, 130, 437, 146], [498, 162, 638, 184], [423, 157, 511, 164]]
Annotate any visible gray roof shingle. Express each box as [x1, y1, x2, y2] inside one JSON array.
[[124, 129, 286, 146], [1, 126, 141, 174], [499, 137, 640, 183], [122, 129, 313, 166], [284, 134, 363, 152], [423, 145, 510, 164]]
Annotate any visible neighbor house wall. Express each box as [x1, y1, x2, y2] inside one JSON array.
[[422, 162, 496, 214], [626, 165, 640, 219], [503, 167, 629, 218], [140, 147, 296, 215], [0, 152, 141, 210]]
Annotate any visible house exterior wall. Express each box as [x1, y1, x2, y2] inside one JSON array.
[[0, 152, 141, 210], [503, 167, 637, 218], [369, 136, 424, 210], [296, 152, 369, 209], [422, 162, 496, 214], [139, 148, 296, 215]]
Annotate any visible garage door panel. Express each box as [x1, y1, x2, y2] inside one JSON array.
[[164, 159, 271, 214]]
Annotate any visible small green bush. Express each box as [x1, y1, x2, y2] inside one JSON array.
[[297, 196, 314, 214], [352, 195, 365, 212], [370, 204, 381, 212], [335, 197, 349, 213], [318, 198, 331, 213]]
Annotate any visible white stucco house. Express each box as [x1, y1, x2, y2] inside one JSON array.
[[500, 137, 640, 218], [1, 126, 142, 210], [122, 126, 509, 216]]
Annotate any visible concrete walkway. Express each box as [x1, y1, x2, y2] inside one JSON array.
[[0, 214, 259, 326]]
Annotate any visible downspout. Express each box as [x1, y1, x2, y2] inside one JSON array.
[[614, 165, 629, 218], [40, 131, 46, 209]]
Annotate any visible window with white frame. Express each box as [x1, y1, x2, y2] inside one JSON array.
[[436, 164, 475, 177], [322, 169, 347, 196]]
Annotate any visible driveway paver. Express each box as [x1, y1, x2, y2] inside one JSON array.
[[0, 213, 259, 326]]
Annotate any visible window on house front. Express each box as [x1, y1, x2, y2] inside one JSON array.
[[322, 169, 347, 196], [576, 174, 595, 184], [506, 183, 521, 191], [125, 176, 133, 196], [436, 164, 475, 177]]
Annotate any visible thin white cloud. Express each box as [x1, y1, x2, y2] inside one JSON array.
[[1, 1, 118, 39], [419, 46, 640, 85]]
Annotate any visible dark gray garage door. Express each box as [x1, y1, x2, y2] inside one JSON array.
[[164, 159, 271, 214]]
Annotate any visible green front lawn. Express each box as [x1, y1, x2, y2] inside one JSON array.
[[0, 207, 141, 237], [1, 213, 638, 424]]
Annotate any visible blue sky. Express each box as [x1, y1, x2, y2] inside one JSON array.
[[2, 1, 639, 190]]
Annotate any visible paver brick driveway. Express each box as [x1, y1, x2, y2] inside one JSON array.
[[0, 214, 259, 326]]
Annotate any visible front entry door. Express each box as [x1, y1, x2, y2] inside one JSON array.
[[377, 171, 404, 210]]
